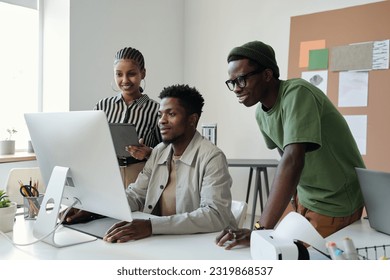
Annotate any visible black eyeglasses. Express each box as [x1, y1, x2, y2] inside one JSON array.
[[225, 69, 264, 91]]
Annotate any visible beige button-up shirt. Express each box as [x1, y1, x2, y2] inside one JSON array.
[[125, 131, 237, 234]]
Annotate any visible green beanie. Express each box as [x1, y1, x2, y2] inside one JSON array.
[[227, 41, 280, 78]]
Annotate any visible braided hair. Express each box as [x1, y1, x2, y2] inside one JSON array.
[[114, 47, 145, 70]]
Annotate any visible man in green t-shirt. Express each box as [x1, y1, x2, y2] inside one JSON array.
[[216, 40, 364, 250]]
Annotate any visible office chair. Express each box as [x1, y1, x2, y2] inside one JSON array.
[[231, 200, 248, 228]]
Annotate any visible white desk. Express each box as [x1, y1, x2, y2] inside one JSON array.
[[326, 218, 390, 260], [0, 215, 250, 260], [2, 215, 389, 260]]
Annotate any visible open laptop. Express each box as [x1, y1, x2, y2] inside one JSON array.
[[355, 167, 390, 235]]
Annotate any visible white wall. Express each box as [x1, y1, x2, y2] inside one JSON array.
[[39, 0, 384, 214], [41, 0, 70, 112], [42, 0, 184, 112], [68, 0, 185, 110]]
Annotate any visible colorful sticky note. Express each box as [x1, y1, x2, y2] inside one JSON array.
[[308, 48, 329, 70], [299, 40, 326, 68]]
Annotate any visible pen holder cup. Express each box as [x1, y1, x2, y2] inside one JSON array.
[[23, 194, 44, 220]]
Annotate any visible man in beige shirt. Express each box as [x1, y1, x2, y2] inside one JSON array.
[[103, 84, 237, 242]]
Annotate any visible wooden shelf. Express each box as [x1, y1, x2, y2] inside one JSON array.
[[0, 152, 36, 163]]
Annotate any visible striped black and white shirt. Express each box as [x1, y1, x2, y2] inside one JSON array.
[[94, 93, 162, 148]]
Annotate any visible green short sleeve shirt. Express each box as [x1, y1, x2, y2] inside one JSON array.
[[256, 79, 365, 217]]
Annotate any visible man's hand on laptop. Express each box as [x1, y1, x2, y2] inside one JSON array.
[[103, 219, 152, 243]]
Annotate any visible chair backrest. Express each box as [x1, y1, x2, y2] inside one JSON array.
[[6, 167, 45, 206], [231, 200, 248, 228]]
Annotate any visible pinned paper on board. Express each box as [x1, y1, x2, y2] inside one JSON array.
[[301, 70, 328, 94], [372, 39, 390, 70], [308, 48, 329, 70], [338, 71, 368, 107], [330, 42, 373, 71], [299, 40, 326, 68], [343, 115, 367, 155]]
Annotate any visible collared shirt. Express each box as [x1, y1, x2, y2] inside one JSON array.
[[94, 93, 161, 147], [125, 131, 237, 234]]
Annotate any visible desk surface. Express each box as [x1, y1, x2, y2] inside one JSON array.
[[1, 215, 250, 260], [2, 215, 388, 260], [326, 218, 390, 260], [227, 159, 279, 168]]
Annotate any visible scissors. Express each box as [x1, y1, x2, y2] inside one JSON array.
[[19, 184, 40, 197]]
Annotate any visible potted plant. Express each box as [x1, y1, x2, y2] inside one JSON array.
[[0, 190, 17, 232], [0, 128, 17, 155]]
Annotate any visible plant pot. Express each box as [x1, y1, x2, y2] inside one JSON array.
[[0, 140, 16, 155], [0, 202, 17, 232]]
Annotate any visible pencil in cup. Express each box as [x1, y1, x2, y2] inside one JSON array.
[[23, 194, 44, 220]]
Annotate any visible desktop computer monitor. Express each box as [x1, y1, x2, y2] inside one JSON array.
[[25, 111, 133, 247]]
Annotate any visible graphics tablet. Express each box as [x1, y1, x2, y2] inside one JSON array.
[[64, 212, 156, 239], [109, 123, 140, 158]]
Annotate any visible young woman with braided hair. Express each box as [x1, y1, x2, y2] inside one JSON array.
[[94, 47, 162, 187]]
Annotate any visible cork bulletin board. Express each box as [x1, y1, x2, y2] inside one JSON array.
[[288, 1, 390, 172]]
